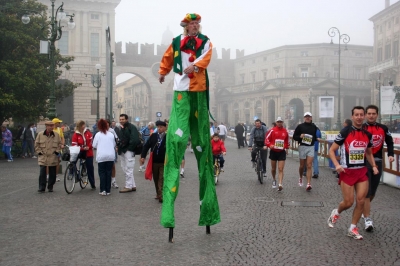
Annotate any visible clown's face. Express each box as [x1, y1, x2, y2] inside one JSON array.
[[187, 21, 199, 36]]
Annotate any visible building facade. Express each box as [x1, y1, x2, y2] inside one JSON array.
[[369, 0, 400, 106], [38, 0, 120, 126], [216, 43, 373, 130]]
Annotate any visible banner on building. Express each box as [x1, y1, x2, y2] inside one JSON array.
[[380, 86, 400, 115], [319, 96, 334, 118]]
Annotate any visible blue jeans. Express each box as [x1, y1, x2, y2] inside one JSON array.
[[2, 145, 12, 160], [98, 161, 113, 193], [213, 155, 225, 168], [313, 151, 319, 175]]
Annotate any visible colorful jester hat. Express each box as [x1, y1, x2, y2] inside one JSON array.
[[180, 13, 201, 27]]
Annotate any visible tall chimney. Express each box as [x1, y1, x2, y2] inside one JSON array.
[[386, 0, 390, 8]]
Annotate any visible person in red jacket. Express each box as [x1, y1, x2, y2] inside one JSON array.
[[71, 120, 96, 189], [211, 133, 227, 171], [264, 117, 289, 191]]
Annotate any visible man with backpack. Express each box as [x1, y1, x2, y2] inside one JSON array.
[[117, 114, 140, 193]]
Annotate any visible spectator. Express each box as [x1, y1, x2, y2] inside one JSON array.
[[92, 119, 116, 196], [234, 121, 244, 149], [217, 122, 228, 142], [1, 125, 13, 162], [22, 123, 36, 158], [106, 119, 119, 189]]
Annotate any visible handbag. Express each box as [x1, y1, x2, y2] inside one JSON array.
[[145, 152, 153, 180]]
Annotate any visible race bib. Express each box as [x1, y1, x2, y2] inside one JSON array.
[[302, 134, 312, 145], [274, 139, 284, 150], [349, 147, 365, 164]]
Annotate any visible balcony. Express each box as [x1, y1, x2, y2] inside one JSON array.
[[368, 58, 398, 74]]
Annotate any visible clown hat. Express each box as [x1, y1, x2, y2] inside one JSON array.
[[180, 13, 201, 27]]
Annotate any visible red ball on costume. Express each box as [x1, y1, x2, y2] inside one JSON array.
[[189, 56, 194, 62], [188, 73, 194, 79]]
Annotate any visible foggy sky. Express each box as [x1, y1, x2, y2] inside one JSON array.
[[115, 0, 398, 58]]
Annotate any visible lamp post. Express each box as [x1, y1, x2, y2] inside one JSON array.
[[85, 64, 105, 122], [22, 0, 75, 119], [328, 27, 350, 130], [308, 88, 313, 115]]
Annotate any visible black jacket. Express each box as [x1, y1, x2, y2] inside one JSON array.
[[117, 122, 139, 154], [235, 124, 244, 137], [293, 122, 318, 146], [141, 132, 166, 163]]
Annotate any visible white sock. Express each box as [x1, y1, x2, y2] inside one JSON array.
[[333, 209, 339, 215], [349, 224, 356, 230], [112, 177, 115, 182], [46, 175, 49, 178]]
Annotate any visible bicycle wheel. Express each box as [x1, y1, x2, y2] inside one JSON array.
[[79, 161, 88, 189], [214, 165, 219, 185], [64, 163, 76, 194], [257, 156, 263, 184]]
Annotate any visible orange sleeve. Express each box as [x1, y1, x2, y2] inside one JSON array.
[[159, 44, 174, 75], [194, 41, 212, 70]]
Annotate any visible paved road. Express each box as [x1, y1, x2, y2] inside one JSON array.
[[0, 139, 399, 265]]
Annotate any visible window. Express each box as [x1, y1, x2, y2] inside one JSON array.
[[91, 33, 100, 57], [263, 56, 267, 61], [263, 71, 267, 80], [275, 69, 279, 78], [240, 74, 245, 84], [393, 41, 399, 58], [334, 67, 339, 78], [300, 68, 308, 78], [91, 13, 99, 20], [385, 43, 391, 59], [91, 100, 97, 115], [301, 51, 308, 57], [396, 17, 399, 24], [379, 25, 383, 33], [354, 68, 361, 79], [252, 59, 255, 64], [388, 20, 391, 29], [355, 52, 362, 57], [251, 72, 256, 83], [275, 53, 279, 59], [58, 31, 68, 55], [377, 47, 383, 62], [240, 62, 244, 67], [334, 50, 340, 56]]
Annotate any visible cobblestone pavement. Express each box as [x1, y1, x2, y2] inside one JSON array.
[[0, 139, 399, 265]]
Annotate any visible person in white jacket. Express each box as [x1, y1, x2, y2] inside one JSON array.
[[92, 119, 116, 196]]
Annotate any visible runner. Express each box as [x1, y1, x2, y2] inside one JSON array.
[[293, 112, 318, 191], [327, 106, 378, 240], [264, 117, 289, 191], [362, 104, 394, 232]]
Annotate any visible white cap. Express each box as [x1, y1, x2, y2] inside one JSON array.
[[304, 112, 312, 117], [276, 117, 283, 122]]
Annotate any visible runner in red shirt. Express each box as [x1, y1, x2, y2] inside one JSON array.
[[328, 106, 378, 240], [362, 105, 394, 232], [264, 117, 289, 191]]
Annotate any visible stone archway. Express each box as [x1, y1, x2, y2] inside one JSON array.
[[221, 103, 229, 124], [255, 100, 262, 120], [268, 99, 276, 126], [287, 98, 304, 129]]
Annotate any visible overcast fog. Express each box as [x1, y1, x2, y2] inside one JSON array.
[[115, 0, 397, 57]]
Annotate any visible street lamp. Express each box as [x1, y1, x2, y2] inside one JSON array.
[[308, 88, 313, 115], [22, 0, 75, 119], [328, 27, 350, 130], [86, 64, 105, 122]]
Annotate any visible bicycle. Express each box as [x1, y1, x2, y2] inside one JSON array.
[[63, 146, 89, 194], [213, 155, 221, 185], [252, 146, 264, 184]]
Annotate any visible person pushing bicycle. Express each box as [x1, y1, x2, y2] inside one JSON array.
[[211, 133, 226, 171], [248, 119, 269, 177]]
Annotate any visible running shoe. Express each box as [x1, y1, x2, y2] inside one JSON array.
[[263, 172, 267, 177], [220, 168, 224, 172], [32, 156, 37, 159], [306, 183, 312, 191], [364, 218, 374, 232], [111, 181, 119, 189], [298, 177, 303, 187], [278, 184, 283, 191], [99, 191, 106, 196], [272, 180, 277, 188], [347, 227, 363, 240], [327, 209, 340, 228], [180, 169, 185, 178]]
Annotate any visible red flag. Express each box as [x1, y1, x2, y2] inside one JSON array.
[[145, 152, 153, 180]]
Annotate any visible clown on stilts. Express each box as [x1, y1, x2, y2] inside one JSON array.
[[158, 13, 220, 242]]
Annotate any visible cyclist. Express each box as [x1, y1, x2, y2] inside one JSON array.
[[248, 119, 269, 177], [211, 133, 226, 172], [71, 120, 96, 190], [264, 117, 289, 191]]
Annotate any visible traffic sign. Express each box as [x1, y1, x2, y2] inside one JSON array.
[[135, 117, 140, 122], [156, 112, 162, 117]]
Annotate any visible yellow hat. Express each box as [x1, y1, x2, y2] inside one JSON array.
[[52, 118, 62, 123]]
